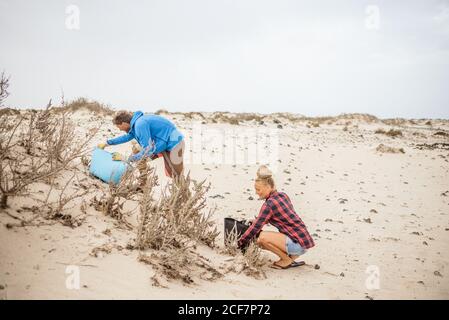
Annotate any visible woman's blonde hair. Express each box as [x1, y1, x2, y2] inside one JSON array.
[[255, 165, 275, 188]]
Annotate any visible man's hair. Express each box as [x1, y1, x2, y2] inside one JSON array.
[[113, 111, 133, 125]]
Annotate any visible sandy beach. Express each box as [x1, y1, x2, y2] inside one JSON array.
[[1, 106, 448, 299]]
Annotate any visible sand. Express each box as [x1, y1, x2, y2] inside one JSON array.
[[1, 108, 448, 299]]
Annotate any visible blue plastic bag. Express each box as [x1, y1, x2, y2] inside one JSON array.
[[89, 148, 128, 184]]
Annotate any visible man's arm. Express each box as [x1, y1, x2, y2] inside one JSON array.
[[128, 134, 168, 162], [238, 201, 273, 248], [106, 133, 133, 145], [128, 143, 154, 162]]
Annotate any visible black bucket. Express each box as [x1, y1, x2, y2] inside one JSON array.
[[224, 217, 250, 247]]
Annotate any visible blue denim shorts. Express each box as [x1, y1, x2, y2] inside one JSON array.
[[286, 236, 307, 256]]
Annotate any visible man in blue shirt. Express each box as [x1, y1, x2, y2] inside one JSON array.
[[98, 110, 185, 179]]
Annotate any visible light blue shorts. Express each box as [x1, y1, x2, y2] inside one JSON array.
[[286, 236, 307, 256]]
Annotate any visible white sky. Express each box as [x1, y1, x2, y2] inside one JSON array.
[[1, 0, 448, 118]]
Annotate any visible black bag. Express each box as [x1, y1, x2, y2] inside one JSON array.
[[224, 217, 251, 250]]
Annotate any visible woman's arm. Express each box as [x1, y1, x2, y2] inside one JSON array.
[[238, 201, 273, 248]]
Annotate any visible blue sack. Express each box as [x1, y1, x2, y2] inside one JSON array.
[[89, 148, 128, 184]]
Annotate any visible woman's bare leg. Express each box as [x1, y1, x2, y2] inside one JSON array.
[[257, 231, 293, 268]]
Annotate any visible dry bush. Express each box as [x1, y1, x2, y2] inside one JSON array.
[[387, 129, 403, 137], [222, 240, 267, 280], [38, 172, 89, 227], [0, 108, 20, 117], [211, 113, 240, 125], [2, 159, 89, 228], [415, 142, 449, 151], [412, 131, 427, 138], [57, 97, 114, 116], [184, 111, 206, 120], [3, 171, 92, 229], [0, 72, 10, 107], [234, 113, 264, 123], [0, 114, 50, 208], [240, 241, 266, 279], [376, 144, 405, 154], [137, 173, 219, 250], [223, 224, 241, 256], [221, 226, 266, 279], [375, 128, 403, 138], [138, 249, 223, 286], [135, 173, 221, 285], [0, 101, 99, 209], [0, 79, 97, 220], [434, 131, 449, 138], [337, 113, 379, 123], [382, 118, 408, 126], [277, 113, 304, 123], [90, 243, 126, 258], [154, 109, 169, 115], [92, 160, 158, 229]]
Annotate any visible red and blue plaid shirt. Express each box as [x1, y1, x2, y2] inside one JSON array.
[[238, 190, 315, 249]]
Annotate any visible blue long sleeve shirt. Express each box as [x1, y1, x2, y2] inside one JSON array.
[[106, 111, 184, 162]]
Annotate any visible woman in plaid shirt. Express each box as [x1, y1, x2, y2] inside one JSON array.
[[238, 166, 315, 269]]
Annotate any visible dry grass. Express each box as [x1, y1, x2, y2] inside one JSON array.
[[223, 224, 241, 256], [0, 102, 99, 210], [138, 249, 223, 286], [35, 172, 90, 228], [0, 96, 99, 229], [221, 226, 266, 279], [415, 143, 449, 151], [375, 128, 403, 138], [222, 240, 267, 280], [0, 72, 9, 107], [211, 113, 240, 125], [434, 131, 449, 138], [135, 173, 221, 285], [91, 160, 158, 230], [233, 113, 264, 123], [57, 97, 114, 116], [376, 144, 405, 154], [137, 173, 219, 250], [382, 118, 409, 126]]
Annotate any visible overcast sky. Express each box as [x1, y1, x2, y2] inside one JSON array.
[[1, 0, 448, 118]]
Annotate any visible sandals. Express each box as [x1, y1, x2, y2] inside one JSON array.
[[270, 260, 305, 270]]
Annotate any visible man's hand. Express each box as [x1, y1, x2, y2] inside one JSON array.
[[112, 152, 125, 161], [131, 142, 141, 155], [97, 142, 108, 149]]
